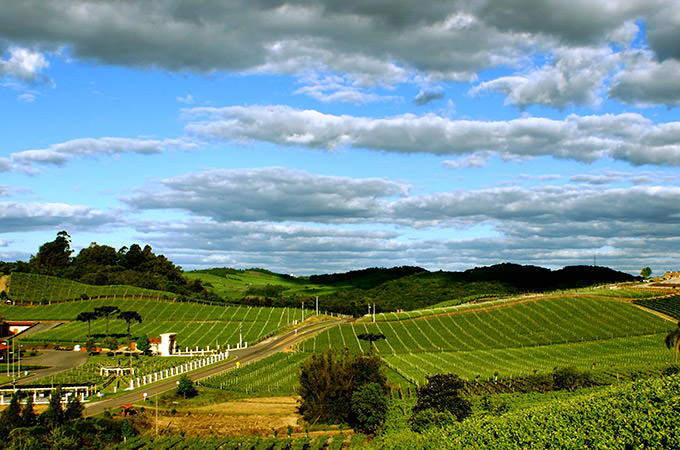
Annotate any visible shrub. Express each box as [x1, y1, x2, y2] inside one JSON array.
[[410, 373, 471, 432], [176, 374, 198, 398]]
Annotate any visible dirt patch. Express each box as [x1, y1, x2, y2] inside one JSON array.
[[148, 396, 304, 437]]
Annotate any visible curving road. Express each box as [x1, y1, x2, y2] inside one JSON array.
[[83, 318, 345, 417]]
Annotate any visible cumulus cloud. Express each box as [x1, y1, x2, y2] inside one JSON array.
[[185, 105, 680, 166], [610, 55, 680, 106], [0, 46, 50, 82], [124, 167, 409, 223], [0, 201, 113, 232], [8, 137, 198, 173], [471, 46, 620, 108]]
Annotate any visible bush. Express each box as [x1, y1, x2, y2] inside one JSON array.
[[410, 373, 471, 431], [350, 382, 390, 434], [552, 366, 593, 391], [176, 374, 198, 398]]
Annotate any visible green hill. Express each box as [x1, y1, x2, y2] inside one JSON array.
[[298, 291, 675, 385]]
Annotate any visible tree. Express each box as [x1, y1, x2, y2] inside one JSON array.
[[136, 334, 150, 354], [118, 311, 142, 339], [29, 231, 73, 275], [0, 392, 22, 438], [21, 395, 36, 427], [640, 266, 652, 278], [357, 333, 386, 354], [350, 382, 390, 434], [410, 373, 471, 431], [94, 306, 120, 345], [666, 321, 680, 361], [297, 350, 389, 429], [75, 311, 98, 339], [64, 395, 83, 422], [40, 386, 65, 428], [176, 374, 197, 398]]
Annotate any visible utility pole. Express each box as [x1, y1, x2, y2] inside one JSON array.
[[315, 296, 319, 316], [239, 323, 242, 348], [373, 303, 376, 323], [302, 301, 305, 322]]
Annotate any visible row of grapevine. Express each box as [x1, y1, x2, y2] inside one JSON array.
[[6, 272, 176, 304], [109, 432, 358, 449], [299, 296, 671, 355], [200, 352, 310, 395], [2, 298, 315, 348], [634, 294, 680, 319], [381, 333, 672, 384]]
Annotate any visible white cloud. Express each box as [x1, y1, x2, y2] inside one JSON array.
[[8, 137, 198, 173], [0, 201, 113, 232], [176, 94, 195, 104], [610, 54, 680, 106], [443, 154, 489, 169], [185, 105, 680, 166], [471, 46, 620, 108], [0, 46, 49, 82], [124, 167, 409, 223]]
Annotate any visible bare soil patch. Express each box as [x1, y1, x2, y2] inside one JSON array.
[[0, 275, 8, 293], [148, 396, 304, 437]]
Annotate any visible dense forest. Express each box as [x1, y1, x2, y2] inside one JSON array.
[[0, 231, 213, 300]]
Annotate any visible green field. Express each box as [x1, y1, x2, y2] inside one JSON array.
[[185, 268, 337, 300], [0, 298, 315, 348], [199, 352, 310, 396], [298, 294, 675, 385], [6, 272, 178, 304]]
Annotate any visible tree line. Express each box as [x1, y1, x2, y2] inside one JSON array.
[[0, 231, 216, 301]]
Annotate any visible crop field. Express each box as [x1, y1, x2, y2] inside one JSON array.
[[383, 334, 670, 384], [6, 272, 176, 304], [199, 352, 309, 396], [634, 294, 680, 319], [298, 295, 675, 385], [0, 298, 314, 348]]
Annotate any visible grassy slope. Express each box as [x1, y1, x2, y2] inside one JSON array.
[[185, 269, 337, 300], [0, 298, 315, 348], [300, 291, 676, 385]]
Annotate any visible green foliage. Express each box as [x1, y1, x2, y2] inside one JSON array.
[[136, 334, 150, 354], [176, 374, 198, 398], [640, 266, 652, 278], [41, 386, 65, 428], [410, 373, 471, 431], [297, 350, 388, 430], [552, 366, 594, 391], [11, 232, 212, 301], [201, 352, 308, 396], [351, 382, 390, 434], [371, 376, 680, 450], [0, 392, 22, 438]]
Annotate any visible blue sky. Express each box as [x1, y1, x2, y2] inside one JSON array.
[[1, 1, 679, 275]]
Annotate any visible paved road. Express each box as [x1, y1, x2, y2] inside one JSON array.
[[2, 349, 89, 387], [83, 318, 345, 417]]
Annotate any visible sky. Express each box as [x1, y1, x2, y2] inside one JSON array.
[[1, 1, 679, 276]]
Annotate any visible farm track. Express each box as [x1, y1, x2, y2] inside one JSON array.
[[83, 317, 347, 417]]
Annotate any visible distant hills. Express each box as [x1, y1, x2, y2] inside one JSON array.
[[0, 232, 637, 316]]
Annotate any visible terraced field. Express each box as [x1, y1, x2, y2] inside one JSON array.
[[0, 298, 314, 348], [298, 294, 675, 385]]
